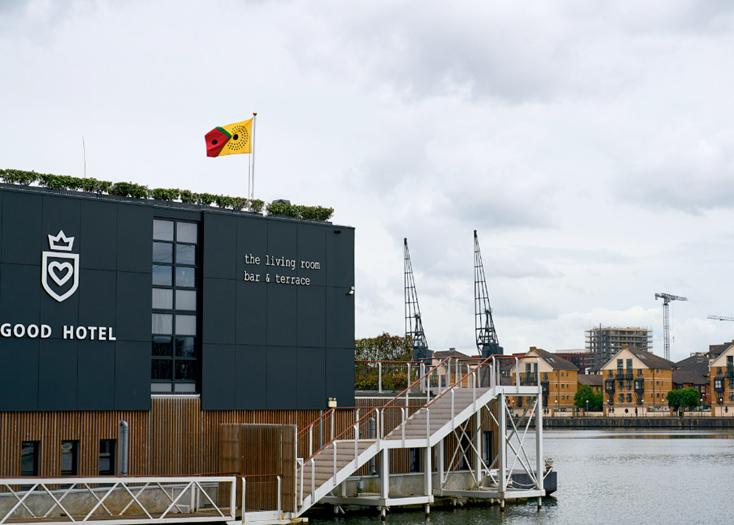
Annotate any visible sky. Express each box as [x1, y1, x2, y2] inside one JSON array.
[[2, 0, 734, 362]]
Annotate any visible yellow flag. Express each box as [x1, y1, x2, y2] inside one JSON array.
[[206, 119, 253, 156]]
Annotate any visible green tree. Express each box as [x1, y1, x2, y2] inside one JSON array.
[[354, 333, 412, 362], [668, 387, 700, 411], [666, 389, 682, 411], [574, 384, 603, 411], [354, 333, 413, 391]]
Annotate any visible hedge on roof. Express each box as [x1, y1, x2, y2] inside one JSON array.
[[0, 169, 332, 221]]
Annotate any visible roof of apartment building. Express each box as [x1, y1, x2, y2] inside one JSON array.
[[675, 354, 710, 377], [672, 370, 708, 387], [578, 374, 603, 387], [708, 343, 731, 359], [528, 347, 579, 371], [595, 348, 675, 371], [625, 349, 675, 370]]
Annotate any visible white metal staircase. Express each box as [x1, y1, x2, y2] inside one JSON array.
[[294, 355, 547, 518]]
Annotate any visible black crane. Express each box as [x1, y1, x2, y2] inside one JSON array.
[[474, 231, 503, 358], [404, 238, 431, 361]]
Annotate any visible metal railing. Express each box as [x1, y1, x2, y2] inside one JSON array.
[[0, 476, 236, 524]]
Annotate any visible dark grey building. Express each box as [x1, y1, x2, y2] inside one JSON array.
[[0, 183, 355, 412]]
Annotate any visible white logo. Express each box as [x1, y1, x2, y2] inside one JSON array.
[[42, 230, 79, 302]]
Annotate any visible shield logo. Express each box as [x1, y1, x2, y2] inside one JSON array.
[[42, 230, 80, 302]]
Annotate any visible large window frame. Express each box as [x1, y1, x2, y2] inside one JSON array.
[[151, 219, 200, 395]]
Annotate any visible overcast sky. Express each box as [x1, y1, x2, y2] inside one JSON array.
[[3, 0, 734, 362]]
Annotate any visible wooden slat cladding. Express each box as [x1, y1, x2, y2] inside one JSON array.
[[0, 411, 148, 477], [219, 424, 296, 512], [0, 399, 331, 479]]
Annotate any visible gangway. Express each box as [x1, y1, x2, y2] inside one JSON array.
[[294, 355, 547, 518]]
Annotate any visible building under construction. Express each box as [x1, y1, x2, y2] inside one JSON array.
[[586, 326, 653, 370]]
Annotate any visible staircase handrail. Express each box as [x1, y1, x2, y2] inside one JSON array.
[[426, 354, 494, 406], [299, 356, 452, 464]]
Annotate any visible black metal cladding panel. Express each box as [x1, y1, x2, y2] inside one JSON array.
[[117, 204, 153, 273], [267, 220, 298, 258], [326, 286, 355, 349], [236, 214, 268, 279], [266, 346, 297, 410], [80, 201, 117, 270], [0, 263, 40, 321], [0, 191, 3, 259], [114, 341, 151, 411], [39, 279, 79, 339], [77, 340, 115, 410], [1, 191, 43, 265], [326, 227, 354, 288], [297, 347, 326, 409], [297, 223, 326, 286], [201, 343, 236, 411], [78, 269, 117, 328], [116, 271, 151, 342], [235, 345, 267, 410], [202, 277, 236, 345], [326, 347, 355, 407], [0, 338, 39, 411], [38, 339, 78, 411], [297, 285, 326, 348], [266, 284, 298, 347], [235, 280, 266, 345], [42, 196, 80, 251], [203, 212, 237, 279]]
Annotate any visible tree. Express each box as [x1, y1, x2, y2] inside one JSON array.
[[574, 385, 603, 411], [354, 333, 413, 391], [666, 387, 700, 411], [355, 333, 412, 362]]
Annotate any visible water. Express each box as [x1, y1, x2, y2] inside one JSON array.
[[310, 429, 734, 524]]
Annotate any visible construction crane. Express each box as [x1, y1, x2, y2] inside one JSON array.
[[707, 315, 734, 322], [404, 239, 431, 361], [654, 293, 688, 361], [474, 231, 503, 358]]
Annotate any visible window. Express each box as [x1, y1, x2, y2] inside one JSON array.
[[21, 441, 39, 476], [729, 392, 734, 402], [152, 219, 200, 394], [99, 440, 116, 475], [409, 448, 422, 473], [626, 359, 632, 369], [61, 441, 79, 476], [627, 393, 632, 403]]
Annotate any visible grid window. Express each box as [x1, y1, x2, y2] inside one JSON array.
[[151, 219, 199, 394], [99, 440, 116, 475], [21, 441, 39, 476]]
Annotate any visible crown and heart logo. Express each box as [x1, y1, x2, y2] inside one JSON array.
[[41, 230, 79, 302]]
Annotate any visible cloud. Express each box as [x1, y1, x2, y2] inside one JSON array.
[[616, 130, 734, 214]]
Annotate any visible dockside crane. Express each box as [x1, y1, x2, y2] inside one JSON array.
[[404, 238, 431, 361], [655, 292, 688, 361], [474, 231, 503, 358]]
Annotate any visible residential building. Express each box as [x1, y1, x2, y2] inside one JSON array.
[[554, 349, 592, 374], [586, 326, 652, 370], [674, 352, 711, 406], [511, 347, 578, 414], [577, 374, 603, 394], [600, 349, 674, 416], [672, 370, 708, 407], [709, 343, 734, 416]]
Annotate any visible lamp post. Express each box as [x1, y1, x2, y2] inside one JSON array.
[[586, 399, 589, 416]]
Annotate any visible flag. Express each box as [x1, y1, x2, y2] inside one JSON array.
[[205, 119, 253, 157]]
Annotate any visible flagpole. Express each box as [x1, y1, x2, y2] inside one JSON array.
[[251, 112, 257, 200]]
